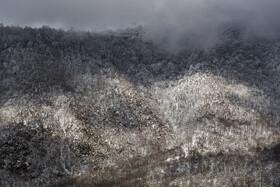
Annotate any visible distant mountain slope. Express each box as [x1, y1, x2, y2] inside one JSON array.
[[0, 26, 280, 186]]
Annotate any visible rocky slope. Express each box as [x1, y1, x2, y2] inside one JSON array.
[[0, 26, 280, 186]]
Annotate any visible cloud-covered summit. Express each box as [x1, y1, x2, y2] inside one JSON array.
[[1, 0, 280, 49]]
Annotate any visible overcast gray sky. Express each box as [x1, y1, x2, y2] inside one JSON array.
[[1, 0, 280, 48]]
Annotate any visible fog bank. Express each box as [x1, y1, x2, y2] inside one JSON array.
[[1, 0, 280, 49]]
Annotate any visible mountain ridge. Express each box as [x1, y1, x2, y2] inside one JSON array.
[[0, 25, 279, 186]]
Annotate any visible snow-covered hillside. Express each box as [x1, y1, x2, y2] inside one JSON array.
[[0, 26, 280, 186]]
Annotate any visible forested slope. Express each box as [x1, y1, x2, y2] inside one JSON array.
[[0, 26, 280, 186]]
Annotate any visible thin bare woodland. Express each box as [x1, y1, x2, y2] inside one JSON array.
[[0, 25, 280, 186]]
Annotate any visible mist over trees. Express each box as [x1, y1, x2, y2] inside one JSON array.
[[1, 0, 280, 185], [1, 0, 280, 50]]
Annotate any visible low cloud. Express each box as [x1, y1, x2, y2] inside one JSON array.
[[1, 0, 280, 49]]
